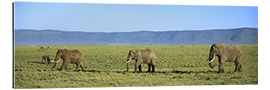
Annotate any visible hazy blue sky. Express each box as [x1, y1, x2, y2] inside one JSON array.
[[14, 2, 258, 32]]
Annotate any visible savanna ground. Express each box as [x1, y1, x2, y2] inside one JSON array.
[[14, 45, 258, 88]]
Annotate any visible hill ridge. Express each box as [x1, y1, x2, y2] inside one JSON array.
[[14, 28, 258, 45]]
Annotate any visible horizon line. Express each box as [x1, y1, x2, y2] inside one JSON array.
[[14, 27, 258, 33]]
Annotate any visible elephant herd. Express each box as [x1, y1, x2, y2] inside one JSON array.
[[42, 43, 243, 73]]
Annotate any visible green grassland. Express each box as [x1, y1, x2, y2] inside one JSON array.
[[14, 45, 258, 88]]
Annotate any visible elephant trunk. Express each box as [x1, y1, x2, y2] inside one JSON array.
[[208, 50, 215, 63], [126, 59, 132, 63], [208, 62, 215, 68], [208, 48, 216, 68], [126, 58, 131, 72]]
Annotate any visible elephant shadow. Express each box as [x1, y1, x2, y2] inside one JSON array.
[[78, 70, 218, 74], [169, 70, 219, 74], [78, 70, 125, 73], [75, 69, 102, 72], [28, 61, 46, 64], [119, 70, 218, 74], [76, 70, 146, 73]]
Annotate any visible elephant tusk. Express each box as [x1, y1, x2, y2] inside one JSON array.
[[50, 59, 61, 63], [209, 56, 215, 63], [55, 60, 60, 63], [126, 60, 131, 64]]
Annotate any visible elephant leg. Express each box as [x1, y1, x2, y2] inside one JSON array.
[[218, 56, 224, 73], [80, 64, 86, 71], [60, 63, 65, 71], [152, 64, 155, 72], [75, 63, 79, 70], [134, 61, 140, 73], [134, 64, 138, 73], [47, 59, 50, 64], [65, 64, 68, 71], [235, 62, 242, 72], [147, 64, 151, 72], [44, 59, 47, 64], [51, 63, 58, 70], [236, 56, 242, 72], [239, 65, 242, 72], [138, 65, 142, 72], [45, 59, 49, 66], [234, 61, 242, 72], [234, 62, 238, 72], [218, 63, 224, 73], [79, 61, 86, 71], [60, 61, 68, 71]]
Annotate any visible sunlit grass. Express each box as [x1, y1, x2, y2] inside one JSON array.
[[14, 45, 258, 88]]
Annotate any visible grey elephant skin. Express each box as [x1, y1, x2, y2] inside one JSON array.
[[126, 49, 156, 73], [208, 43, 243, 73], [51, 49, 85, 71]]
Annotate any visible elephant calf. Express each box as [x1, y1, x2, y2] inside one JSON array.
[[126, 48, 156, 73], [42, 55, 53, 64], [207, 43, 243, 73]]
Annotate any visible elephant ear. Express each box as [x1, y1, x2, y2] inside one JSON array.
[[129, 50, 135, 56], [57, 49, 66, 55], [213, 43, 225, 55], [62, 49, 70, 53], [56, 49, 62, 53]]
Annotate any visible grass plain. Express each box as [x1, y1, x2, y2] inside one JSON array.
[[14, 45, 258, 88]]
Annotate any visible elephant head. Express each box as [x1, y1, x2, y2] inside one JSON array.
[[51, 49, 66, 63], [208, 44, 224, 68], [126, 50, 136, 71]]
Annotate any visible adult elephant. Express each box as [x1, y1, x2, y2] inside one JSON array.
[[208, 43, 243, 73], [126, 49, 156, 73], [51, 49, 85, 71]]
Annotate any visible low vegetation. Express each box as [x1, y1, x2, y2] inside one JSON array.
[[14, 45, 258, 88]]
